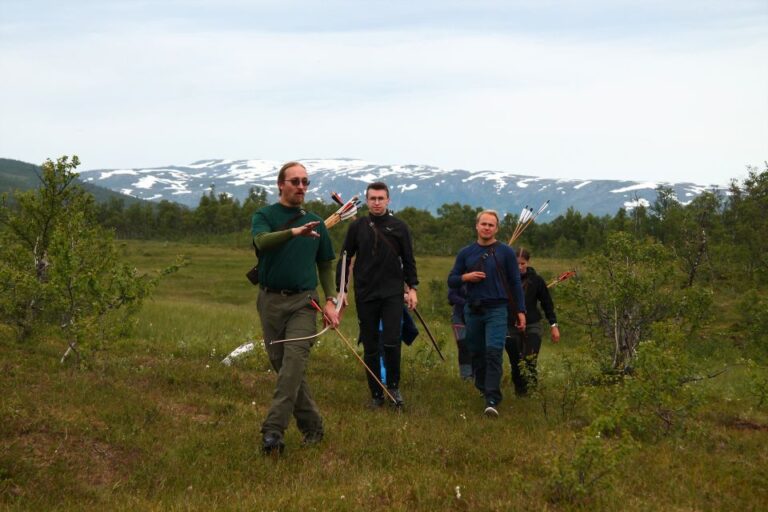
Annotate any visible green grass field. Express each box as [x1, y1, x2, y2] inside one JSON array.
[[2, 240, 766, 511]]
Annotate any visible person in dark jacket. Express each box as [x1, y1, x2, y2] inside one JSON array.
[[337, 182, 419, 408], [505, 248, 560, 396], [448, 285, 473, 380], [447, 210, 526, 418]]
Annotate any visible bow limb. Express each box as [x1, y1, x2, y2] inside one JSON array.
[[309, 298, 396, 404], [269, 325, 331, 344], [335, 250, 348, 314], [412, 308, 446, 361]]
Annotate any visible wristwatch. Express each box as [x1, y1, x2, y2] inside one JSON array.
[[326, 297, 338, 305]]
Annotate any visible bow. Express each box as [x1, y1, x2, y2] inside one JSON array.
[[308, 298, 397, 404], [335, 250, 348, 313], [412, 307, 445, 361], [220, 325, 334, 365]]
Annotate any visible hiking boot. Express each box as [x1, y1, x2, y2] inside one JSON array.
[[262, 432, 285, 455], [301, 431, 324, 446], [388, 388, 404, 408], [368, 395, 386, 409], [483, 401, 499, 418]]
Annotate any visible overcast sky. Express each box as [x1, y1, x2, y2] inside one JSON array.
[[1, 0, 766, 184]]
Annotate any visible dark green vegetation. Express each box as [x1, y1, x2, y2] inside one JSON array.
[[0, 158, 145, 206], [1, 156, 181, 347], [1, 156, 767, 510], [1, 242, 766, 511]]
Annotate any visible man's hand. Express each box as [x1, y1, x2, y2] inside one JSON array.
[[323, 301, 340, 327], [516, 312, 526, 331], [462, 271, 486, 283], [406, 288, 418, 310], [551, 325, 561, 343], [291, 221, 321, 238]]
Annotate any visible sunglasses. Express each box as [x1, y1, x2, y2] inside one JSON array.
[[283, 178, 310, 187]]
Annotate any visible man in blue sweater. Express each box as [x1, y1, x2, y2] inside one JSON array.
[[447, 210, 526, 417]]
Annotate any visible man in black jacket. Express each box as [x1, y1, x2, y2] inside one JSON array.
[[337, 182, 419, 408]]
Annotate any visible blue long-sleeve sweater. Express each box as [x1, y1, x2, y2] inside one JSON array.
[[447, 242, 526, 313]]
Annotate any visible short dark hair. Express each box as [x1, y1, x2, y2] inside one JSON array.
[[516, 247, 531, 261], [366, 181, 389, 198]]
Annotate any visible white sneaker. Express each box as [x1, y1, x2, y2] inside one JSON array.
[[483, 405, 499, 418]]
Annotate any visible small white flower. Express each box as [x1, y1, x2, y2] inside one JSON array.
[[340, 495, 345, 500], [460, 413, 467, 421], [455, 486, 461, 499], [252, 401, 256, 406], [205, 364, 210, 369]]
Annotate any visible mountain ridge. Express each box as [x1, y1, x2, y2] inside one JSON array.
[[0, 158, 146, 206], [6, 157, 725, 219]]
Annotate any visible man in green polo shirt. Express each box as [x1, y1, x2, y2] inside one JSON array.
[[252, 161, 339, 455]]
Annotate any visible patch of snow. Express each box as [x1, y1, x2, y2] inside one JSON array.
[[611, 182, 658, 193], [623, 198, 651, 210], [100, 169, 138, 179], [187, 159, 233, 168], [573, 181, 592, 190], [398, 184, 418, 193], [350, 173, 380, 183], [516, 178, 536, 188], [684, 184, 710, 195], [134, 176, 160, 189]]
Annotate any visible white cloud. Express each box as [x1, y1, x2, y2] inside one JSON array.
[[0, 2, 765, 185]]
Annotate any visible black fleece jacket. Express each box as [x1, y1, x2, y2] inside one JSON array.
[[336, 212, 418, 302], [522, 266, 557, 326]]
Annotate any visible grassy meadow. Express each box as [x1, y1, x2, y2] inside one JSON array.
[[1, 240, 767, 511]]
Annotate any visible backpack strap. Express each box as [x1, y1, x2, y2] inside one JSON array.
[[368, 218, 401, 257], [490, 245, 521, 314]]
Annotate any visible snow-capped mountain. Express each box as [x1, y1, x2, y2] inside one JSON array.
[[79, 158, 723, 219]]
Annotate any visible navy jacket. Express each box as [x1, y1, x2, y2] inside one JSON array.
[[447, 241, 526, 313]]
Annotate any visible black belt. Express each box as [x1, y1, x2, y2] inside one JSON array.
[[260, 286, 311, 296]]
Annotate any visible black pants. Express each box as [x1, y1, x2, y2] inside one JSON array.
[[357, 294, 404, 397], [505, 324, 542, 395]]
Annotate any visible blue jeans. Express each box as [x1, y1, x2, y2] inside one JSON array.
[[464, 304, 508, 405]]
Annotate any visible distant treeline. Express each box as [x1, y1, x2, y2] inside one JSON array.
[[96, 166, 767, 283]]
